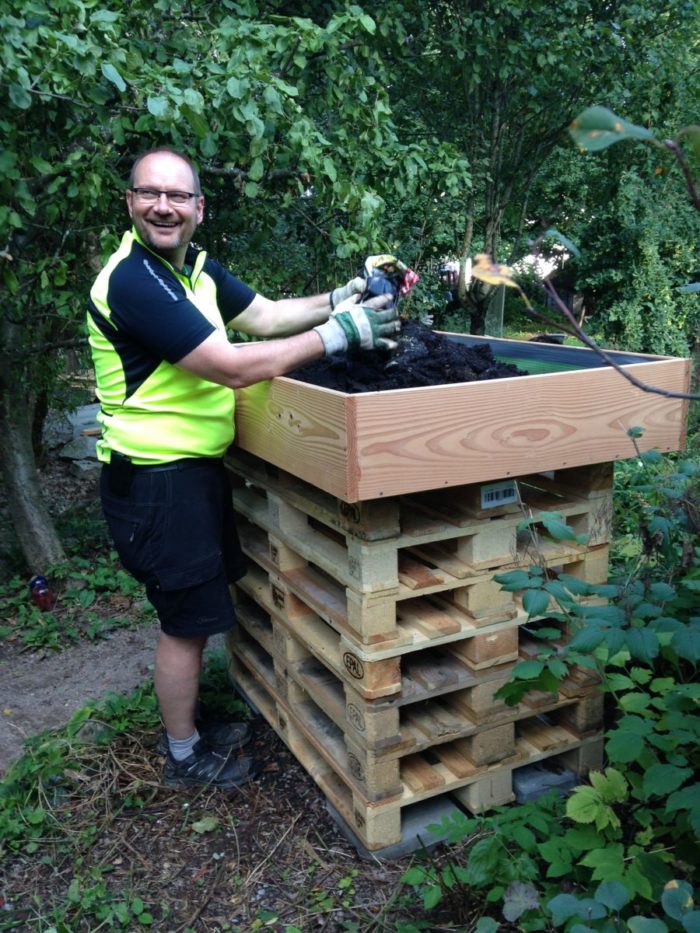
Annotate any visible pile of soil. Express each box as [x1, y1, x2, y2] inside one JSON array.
[[290, 319, 526, 392]]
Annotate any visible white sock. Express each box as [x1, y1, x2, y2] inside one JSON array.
[[167, 729, 200, 761]]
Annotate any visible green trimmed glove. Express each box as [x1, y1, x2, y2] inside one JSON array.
[[314, 299, 401, 355]]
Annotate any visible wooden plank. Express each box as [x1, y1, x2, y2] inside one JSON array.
[[234, 351, 689, 502]]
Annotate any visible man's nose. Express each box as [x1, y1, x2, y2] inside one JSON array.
[[154, 193, 172, 209]]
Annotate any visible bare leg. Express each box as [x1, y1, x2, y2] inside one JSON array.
[[154, 632, 207, 739]]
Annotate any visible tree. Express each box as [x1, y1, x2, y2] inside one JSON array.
[[1, 0, 466, 571], [382, 0, 699, 332]]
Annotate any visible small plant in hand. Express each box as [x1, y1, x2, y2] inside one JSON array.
[[0, 550, 154, 652]]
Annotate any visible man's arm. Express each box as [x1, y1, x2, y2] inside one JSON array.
[[176, 328, 326, 389], [177, 294, 399, 390], [229, 292, 334, 338], [227, 272, 366, 338]]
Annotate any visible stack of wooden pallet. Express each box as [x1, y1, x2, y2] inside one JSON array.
[[224, 448, 609, 851]]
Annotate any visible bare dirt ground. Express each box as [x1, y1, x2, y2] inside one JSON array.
[[0, 621, 160, 777]]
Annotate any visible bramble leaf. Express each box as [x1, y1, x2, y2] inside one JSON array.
[[569, 106, 656, 151]]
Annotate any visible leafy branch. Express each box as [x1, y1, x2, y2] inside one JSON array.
[[470, 106, 700, 402]]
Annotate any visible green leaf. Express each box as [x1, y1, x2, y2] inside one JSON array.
[[9, 85, 32, 109], [227, 77, 243, 98], [494, 569, 533, 591], [627, 919, 669, 933], [648, 582, 676, 602], [566, 786, 602, 824], [191, 816, 219, 833], [91, 9, 120, 23], [147, 96, 169, 117], [662, 881, 694, 922], [323, 156, 337, 183], [548, 893, 587, 926], [580, 844, 625, 880], [682, 911, 700, 933], [248, 157, 264, 181], [183, 88, 204, 112], [523, 588, 551, 617], [423, 884, 442, 909], [626, 628, 659, 664], [359, 13, 376, 33], [540, 512, 577, 541], [570, 626, 606, 652], [671, 624, 700, 662], [595, 880, 630, 911], [513, 659, 544, 679], [401, 866, 428, 885], [101, 63, 126, 92], [620, 693, 651, 713], [475, 919, 499, 933], [606, 729, 645, 763], [643, 765, 693, 798], [569, 106, 656, 151], [590, 768, 627, 803], [665, 783, 700, 814]]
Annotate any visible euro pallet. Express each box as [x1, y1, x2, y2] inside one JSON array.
[[229, 616, 603, 801], [233, 557, 598, 699], [234, 506, 609, 657], [227, 644, 603, 850]]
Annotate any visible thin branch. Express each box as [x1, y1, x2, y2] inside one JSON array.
[[526, 278, 699, 401]]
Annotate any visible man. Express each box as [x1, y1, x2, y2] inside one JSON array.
[[88, 146, 400, 790]]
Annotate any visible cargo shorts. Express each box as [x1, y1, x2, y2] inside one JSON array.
[[100, 457, 247, 638]]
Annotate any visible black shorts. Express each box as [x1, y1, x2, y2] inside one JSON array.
[[100, 458, 247, 638]]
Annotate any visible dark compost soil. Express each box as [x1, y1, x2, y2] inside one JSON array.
[[289, 319, 527, 392]]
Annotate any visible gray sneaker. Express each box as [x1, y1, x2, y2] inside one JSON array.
[[156, 719, 252, 755], [163, 739, 258, 789]]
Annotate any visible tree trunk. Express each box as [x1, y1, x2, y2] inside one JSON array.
[[0, 319, 66, 573]]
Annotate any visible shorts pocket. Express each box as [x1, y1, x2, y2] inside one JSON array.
[[101, 501, 158, 583], [153, 551, 223, 592]]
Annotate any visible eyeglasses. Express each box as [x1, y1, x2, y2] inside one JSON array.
[[129, 187, 200, 205]]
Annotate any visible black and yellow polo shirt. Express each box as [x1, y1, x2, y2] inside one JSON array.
[[87, 229, 255, 464]]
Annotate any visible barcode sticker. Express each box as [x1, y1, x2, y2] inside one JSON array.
[[480, 480, 518, 510]]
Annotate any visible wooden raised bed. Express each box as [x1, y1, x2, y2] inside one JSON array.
[[233, 334, 690, 503]]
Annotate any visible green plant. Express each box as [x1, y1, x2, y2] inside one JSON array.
[[400, 445, 699, 930], [0, 551, 153, 651]]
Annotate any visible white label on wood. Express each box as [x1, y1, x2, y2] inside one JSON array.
[[480, 480, 518, 510]]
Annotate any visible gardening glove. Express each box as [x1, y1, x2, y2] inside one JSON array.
[[314, 295, 401, 355], [329, 275, 365, 311]]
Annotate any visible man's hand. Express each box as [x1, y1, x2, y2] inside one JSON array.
[[314, 296, 401, 355], [329, 276, 365, 310]]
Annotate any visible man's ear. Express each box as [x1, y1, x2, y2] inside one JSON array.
[[126, 190, 134, 219]]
